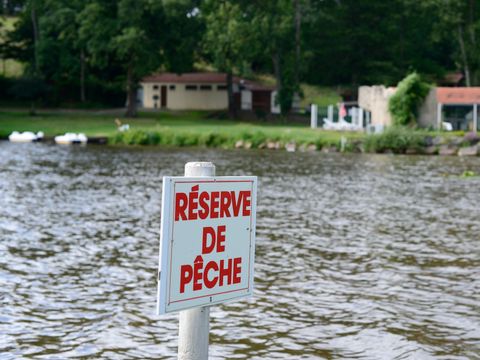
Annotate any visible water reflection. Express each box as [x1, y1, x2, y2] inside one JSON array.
[[1, 142, 479, 359]]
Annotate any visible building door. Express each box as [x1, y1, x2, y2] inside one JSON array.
[[161, 86, 167, 108]]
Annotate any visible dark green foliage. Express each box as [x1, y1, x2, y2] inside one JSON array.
[[389, 73, 431, 126], [304, 0, 454, 86], [8, 76, 49, 114], [0, 0, 472, 109], [0, 76, 13, 99], [1, 0, 201, 110]]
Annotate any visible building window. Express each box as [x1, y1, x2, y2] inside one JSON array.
[[186, 85, 198, 90], [217, 85, 227, 91], [169, 85, 176, 90], [200, 85, 212, 91], [153, 95, 159, 100], [153, 85, 159, 90]]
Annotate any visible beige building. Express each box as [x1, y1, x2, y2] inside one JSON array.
[[141, 72, 232, 110], [358, 85, 397, 127], [140, 72, 275, 113]]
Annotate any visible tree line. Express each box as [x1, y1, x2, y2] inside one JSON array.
[[0, 0, 479, 116]]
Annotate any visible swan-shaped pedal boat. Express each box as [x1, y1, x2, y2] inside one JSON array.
[[8, 131, 44, 143], [54, 133, 88, 145]]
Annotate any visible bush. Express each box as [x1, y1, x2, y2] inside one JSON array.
[[364, 127, 426, 153], [389, 72, 431, 126], [238, 131, 267, 147]]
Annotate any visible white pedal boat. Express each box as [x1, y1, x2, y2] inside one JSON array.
[[9, 131, 44, 143], [54, 133, 88, 145]]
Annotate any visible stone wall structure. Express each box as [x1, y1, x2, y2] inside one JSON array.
[[417, 88, 438, 128], [358, 86, 397, 126]]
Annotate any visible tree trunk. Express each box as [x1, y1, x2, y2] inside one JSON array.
[[468, 0, 476, 84], [458, 25, 471, 86], [272, 51, 282, 111], [125, 65, 137, 118], [469, 0, 476, 44], [29, 101, 36, 116], [272, 52, 282, 94], [294, 0, 301, 88], [80, 49, 86, 103], [227, 71, 236, 118], [31, 2, 40, 75]]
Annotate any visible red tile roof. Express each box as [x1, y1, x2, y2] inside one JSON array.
[[142, 72, 241, 84], [437, 87, 480, 104], [440, 72, 463, 86], [242, 80, 276, 91]]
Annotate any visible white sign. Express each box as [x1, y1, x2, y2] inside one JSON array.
[[157, 176, 257, 314]]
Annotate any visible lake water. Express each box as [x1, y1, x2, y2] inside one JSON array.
[[1, 142, 479, 359]]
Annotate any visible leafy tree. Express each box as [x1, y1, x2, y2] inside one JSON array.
[[430, 0, 480, 86], [162, 0, 204, 74], [203, 0, 303, 116], [249, 0, 297, 114], [202, 0, 253, 118], [389, 72, 431, 126], [36, 0, 87, 100], [78, 0, 165, 117], [1, 0, 43, 76], [304, 0, 454, 86]]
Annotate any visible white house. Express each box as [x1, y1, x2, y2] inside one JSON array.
[[140, 72, 276, 113]]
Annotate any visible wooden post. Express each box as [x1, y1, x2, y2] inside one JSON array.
[[178, 162, 215, 360]]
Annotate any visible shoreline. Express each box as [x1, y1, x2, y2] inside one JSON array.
[[1, 135, 479, 156], [1, 109, 479, 156]]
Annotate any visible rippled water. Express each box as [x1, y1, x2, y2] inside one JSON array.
[[1, 142, 479, 359]]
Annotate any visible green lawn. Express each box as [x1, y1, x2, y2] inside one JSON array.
[[0, 109, 364, 148], [300, 84, 342, 108], [247, 73, 342, 109]]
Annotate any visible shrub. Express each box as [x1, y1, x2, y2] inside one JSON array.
[[389, 72, 431, 126], [238, 131, 267, 147], [364, 127, 426, 153]]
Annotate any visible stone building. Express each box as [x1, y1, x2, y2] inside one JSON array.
[[358, 86, 397, 128]]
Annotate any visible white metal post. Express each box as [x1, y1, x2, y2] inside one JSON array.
[[310, 104, 318, 128], [328, 105, 334, 122], [437, 103, 443, 130], [178, 161, 215, 360], [352, 107, 358, 126], [473, 104, 478, 132]]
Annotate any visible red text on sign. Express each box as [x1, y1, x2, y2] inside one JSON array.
[[179, 256, 242, 293], [202, 225, 226, 254], [175, 185, 251, 221]]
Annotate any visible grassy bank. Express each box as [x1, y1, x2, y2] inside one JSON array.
[[0, 109, 363, 150], [1, 109, 474, 154]]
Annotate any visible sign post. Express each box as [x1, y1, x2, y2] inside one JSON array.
[[157, 162, 257, 360]]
